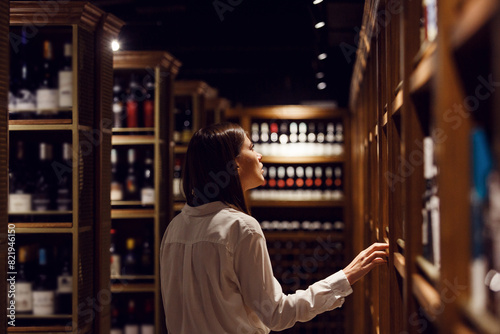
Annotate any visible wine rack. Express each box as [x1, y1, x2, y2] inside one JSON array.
[[226, 105, 352, 334], [349, 0, 500, 332], [110, 50, 181, 334], [5, 3, 122, 333]]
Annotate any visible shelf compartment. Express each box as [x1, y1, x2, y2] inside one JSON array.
[[412, 273, 442, 319], [451, 0, 499, 50], [7, 326, 71, 332], [8, 114, 72, 125], [410, 42, 436, 94], [9, 123, 73, 131], [111, 208, 155, 219], [111, 274, 155, 280], [112, 127, 155, 133], [249, 200, 345, 208], [459, 299, 500, 334], [112, 135, 156, 145], [393, 252, 406, 279], [111, 283, 155, 293], [261, 155, 345, 164], [111, 200, 154, 207], [264, 230, 344, 241], [415, 255, 440, 284]]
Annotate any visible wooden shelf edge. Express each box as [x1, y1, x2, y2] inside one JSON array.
[[111, 208, 155, 219], [459, 299, 500, 334], [261, 155, 345, 164], [7, 325, 72, 332], [112, 135, 156, 145], [451, 0, 499, 50], [412, 273, 442, 318], [415, 255, 440, 284], [391, 89, 403, 117], [410, 43, 437, 94], [263, 231, 344, 240], [381, 111, 388, 127], [393, 252, 406, 279], [111, 283, 155, 293]]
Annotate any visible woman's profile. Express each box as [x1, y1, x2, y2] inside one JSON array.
[[160, 122, 388, 333]]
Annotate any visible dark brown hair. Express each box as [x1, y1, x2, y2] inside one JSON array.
[[182, 122, 249, 214]]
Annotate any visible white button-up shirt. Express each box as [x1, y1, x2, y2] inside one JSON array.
[[160, 201, 353, 334]]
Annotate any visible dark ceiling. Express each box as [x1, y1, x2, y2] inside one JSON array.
[[91, 0, 364, 107]]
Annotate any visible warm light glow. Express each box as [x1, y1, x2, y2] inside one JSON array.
[[315, 21, 325, 29], [316, 72, 325, 79], [313, 0, 323, 4], [317, 82, 327, 90], [111, 40, 120, 52], [318, 53, 327, 60]]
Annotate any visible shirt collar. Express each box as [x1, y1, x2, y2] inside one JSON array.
[[182, 201, 228, 217]]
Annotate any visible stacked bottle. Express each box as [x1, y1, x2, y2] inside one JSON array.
[[8, 141, 73, 213], [9, 31, 73, 119], [250, 120, 344, 157], [260, 220, 345, 233], [110, 148, 155, 205], [250, 164, 344, 201], [110, 299, 155, 334], [110, 230, 154, 277]]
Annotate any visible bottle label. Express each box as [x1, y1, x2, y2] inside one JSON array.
[[33, 290, 55, 315], [58, 70, 73, 108], [141, 188, 155, 205], [124, 325, 139, 334], [36, 88, 59, 112], [9, 193, 32, 212], [15, 89, 36, 111], [110, 255, 121, 276], [140, 324, 154, 334], [15, 282, 33, 312], [57, 275, 73, 293], [33, 197, 50, 212], [173, 179, 181, 197], [111, 183, 124, 201]]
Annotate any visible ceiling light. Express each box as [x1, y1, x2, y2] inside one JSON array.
[[111, 40, 120, 52], [316, 72, 325, 79], [318, 53, 327, 60], [317, 82, 327, 90], [313, 0, 323, 4], [315, 21, 325, 29]]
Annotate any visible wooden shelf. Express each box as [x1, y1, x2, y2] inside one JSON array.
[[112, 127, 154, 133], [15, 314, 72, 319], [8, 325, 71, 332], [459, 299, 500, 334], [382, 111, 388, 127], [412, 273, 442, 319], [226, 105, 345, 120], [415, 255, 440, 284], [261, 155, 345, 164], [111, 275, 155, 280], [112, 135, 156, 145], [8, 115, 72, 125], [174, 145, 188, 154], [111, 208, 155, 219], [249, 200, 345, 208], [451, 0, 499, 50], [8, 211, 72, 216], [10, 223, 72, 230], [111, 200, 154, 207], [173, 202, 185, 212], [9, 123, 73, 131], [409, 42, 436, 94], [111, 283, 155, 293], [391, 89, 403, 117]]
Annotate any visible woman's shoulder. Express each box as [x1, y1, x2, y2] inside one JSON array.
[[218, 206, 263, 237]]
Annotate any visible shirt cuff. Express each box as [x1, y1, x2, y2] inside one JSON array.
[[324, 270, 354, 298]]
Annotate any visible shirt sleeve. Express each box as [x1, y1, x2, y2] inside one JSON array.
[[233, 231, 353, 331]]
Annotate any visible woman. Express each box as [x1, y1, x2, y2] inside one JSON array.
[[160, 122, 388, 333]]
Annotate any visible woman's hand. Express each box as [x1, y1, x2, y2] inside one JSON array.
[[343, 243, 389, 285]]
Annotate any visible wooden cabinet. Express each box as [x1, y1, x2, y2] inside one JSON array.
[[110, 51, 180, 334], [350, 0, 500, 333], [5, 2, 123, 333], [227, 105, 352, 334]]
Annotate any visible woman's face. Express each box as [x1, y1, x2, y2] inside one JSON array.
[[236, 136, 264, 192]]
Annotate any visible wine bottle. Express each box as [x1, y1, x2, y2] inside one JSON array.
[[269, 122, 279, 156], [289, 122, 298, 148], [123, 299, 139, 334], [251, 123, 260, 152], [32, 248, 55, 316], [12, 30, 36, 119], [140, 231, 154, 274], [32, 143, 55, 211], [286, 166, 295, 190], [58, 43, 73, 109], [326, 122, 335, 156], [277, 166, 286, 190], [143, 76, 155, 128], [56, 142, 72, 211], [122, 238, 138, 276], [141, 150, 155, 205], [140, 299, 155, 334], [267, 166, 277, 199], [307, 122, 316, 154], [110, 305, 124, 334], [36, 40, 59, 116], [335, 123, 344, 155], [111, 149, 124, 201], [9, 141, 32, 213], [56, 248, 72, 314], [124, 149, 139, 201], [126, 75, 140, 128], [316, 122, 326, 156], [333, 166, 343, 200], [260, 122, 269, 156], [110, 229, 121, 277], [15, 246, 33, 314], [181, 104, 193, 144], [173, 158, 182, 199], [295, 166, 305, 200], [112, 79, 125, 129], [279, 122, 289, 148]]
